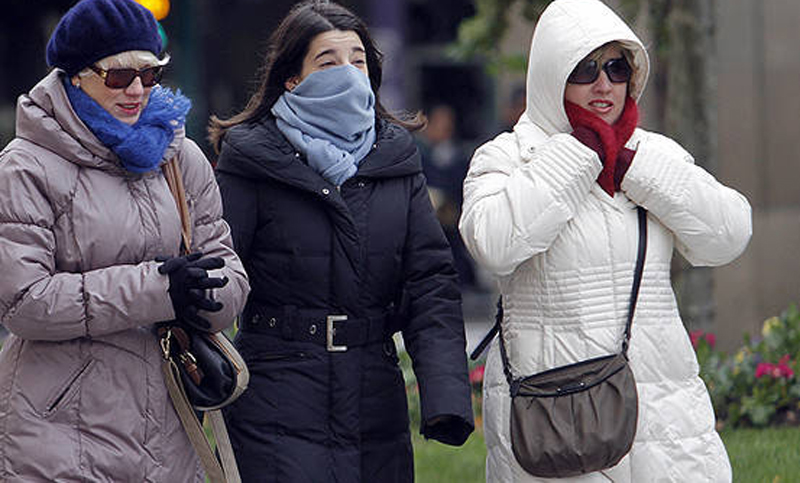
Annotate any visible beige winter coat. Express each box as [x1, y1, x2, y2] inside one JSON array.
[[0, 70, 249, 482]]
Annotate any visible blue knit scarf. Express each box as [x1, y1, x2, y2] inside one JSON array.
[[271, 64, 376, 186], [64, 80, 191, 173]]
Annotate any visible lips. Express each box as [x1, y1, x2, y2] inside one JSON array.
[[117, 103, 141, 115], [589, 100, 613, 111]]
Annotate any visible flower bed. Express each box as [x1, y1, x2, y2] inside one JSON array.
[[696, 304, 800, 428]]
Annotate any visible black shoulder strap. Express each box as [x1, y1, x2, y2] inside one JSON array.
[[497, 206, 648, 386], [469, 297, 501, 361], [623, 206, 648, 356]]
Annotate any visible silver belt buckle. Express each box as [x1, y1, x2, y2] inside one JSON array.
[[326, 315, 348, 352]]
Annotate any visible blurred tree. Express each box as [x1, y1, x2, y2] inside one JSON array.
[[452, 0, 719, 332]]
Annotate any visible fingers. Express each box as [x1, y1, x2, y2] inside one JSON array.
[[188, 256, 225, 271], [186, 252, 204, 262], [158, 256, 185, 274], [184, 267, 208, 279], [187, 288, 225, 312], [188, 290, 225, 312], [157, 251, 206, 274], [193, 276, 229, 290], [182, 267, 228, 289]]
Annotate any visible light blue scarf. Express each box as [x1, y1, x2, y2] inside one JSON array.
[[271, 64, 376, 186], [64, 80, 191, 173]]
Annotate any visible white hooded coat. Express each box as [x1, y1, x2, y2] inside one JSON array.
[[459, 0, 752, 481]]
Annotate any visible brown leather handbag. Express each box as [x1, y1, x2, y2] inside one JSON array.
[[498, 206, 647, 478]]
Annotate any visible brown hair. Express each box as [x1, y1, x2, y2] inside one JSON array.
[[207, 0, 423, 153]]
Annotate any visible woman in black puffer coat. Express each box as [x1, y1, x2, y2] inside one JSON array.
[[208, 2, 474, 482]]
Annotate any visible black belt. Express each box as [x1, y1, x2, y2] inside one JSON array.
[[239, 305, 394, 352]]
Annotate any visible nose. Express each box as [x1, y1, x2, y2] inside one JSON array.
[[124, 76, 145, 96], [592, 71, 613, 93]]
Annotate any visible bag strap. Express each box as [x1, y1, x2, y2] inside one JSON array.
[[623, 206, 648, 356], [162, 158, 192, 253], [161, 158, 242, 483], [497, 206, 648, 387]]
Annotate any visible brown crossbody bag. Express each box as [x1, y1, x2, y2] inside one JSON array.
[[496, 206, 647, 478], [160, 157, 248, 483]]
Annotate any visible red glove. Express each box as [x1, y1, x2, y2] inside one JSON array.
[[614, 147, 635, 191], [565, 101, 616, 196], [571, 126, 606, 163]]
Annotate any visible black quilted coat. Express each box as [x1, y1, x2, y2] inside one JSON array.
[[215, 116, 474, 483]]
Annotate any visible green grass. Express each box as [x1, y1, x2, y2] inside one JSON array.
[[412, 427, 800, 483], [413, 431, 486, 483], [722, 427, 800, 483]]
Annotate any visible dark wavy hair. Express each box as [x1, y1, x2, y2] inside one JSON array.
[[208, 0, 423, 153]]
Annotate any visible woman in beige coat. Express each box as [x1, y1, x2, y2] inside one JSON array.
[[0, 0, 249, 481]]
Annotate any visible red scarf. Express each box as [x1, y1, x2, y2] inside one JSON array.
[[565, 97, 639, 196]]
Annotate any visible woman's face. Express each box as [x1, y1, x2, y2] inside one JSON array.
[[285, 29, 368, 90], [564, 44, 629, 125], [73, 56, 154, 125]]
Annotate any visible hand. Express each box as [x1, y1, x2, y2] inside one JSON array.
[[158, 252, 229, 331], [422, 415, 473, 446], [571, 125, 606, 163], [614, 147, 636, 191]]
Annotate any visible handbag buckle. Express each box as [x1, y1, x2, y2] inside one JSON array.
[[326, 315, 348, 352]]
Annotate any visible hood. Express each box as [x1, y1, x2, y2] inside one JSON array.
[[522, 0, 649, 136], [216, 116, 422, 184], [15, 69, 183, 173]]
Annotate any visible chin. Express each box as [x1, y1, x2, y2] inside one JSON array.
[[117, 115, 141, 126]]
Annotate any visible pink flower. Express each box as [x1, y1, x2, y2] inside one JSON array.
[[778, 355, 795, 379], [755, 359, 795, 379], [755, 362, 775, 379], [689, 330, 716, 349], [469, 364, 485, 384], [690, 330, 704, 348]]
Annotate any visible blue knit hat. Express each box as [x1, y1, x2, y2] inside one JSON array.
[[46, 0, 162, 77]]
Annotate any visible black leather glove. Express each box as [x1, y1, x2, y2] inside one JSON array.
[[422, 415, 474, 446], [158, 252, 228, 331]]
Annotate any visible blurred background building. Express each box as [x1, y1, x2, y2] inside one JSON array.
[[2, 0, 799, 352]]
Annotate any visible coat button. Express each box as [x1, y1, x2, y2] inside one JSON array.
[[268, 317, 277, 327], [322, 188, 330, 195], [252, 314, 262, 325], [357, 181, 365, 188], [309, 324, 318, 335]]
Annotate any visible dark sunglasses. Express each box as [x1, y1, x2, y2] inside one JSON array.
[[89, 64, 164, 89], [567, 57, 632, 85]]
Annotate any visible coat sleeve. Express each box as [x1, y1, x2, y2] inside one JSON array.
[[459, 132, 602, 276], [0, 148, 176, 341], [178, 139, 250, 332], [399, 172, 474, 443], [621, 132, 752, 266]]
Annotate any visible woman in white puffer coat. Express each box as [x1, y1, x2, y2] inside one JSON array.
[[459, 0, 752, 481]]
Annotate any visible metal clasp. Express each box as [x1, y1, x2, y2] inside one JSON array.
[[326, 315, 348, 352], [160, 328, 172, 360]]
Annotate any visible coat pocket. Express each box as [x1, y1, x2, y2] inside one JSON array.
[[18, 346, 95, 419], [43, 358, 94, 418]]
